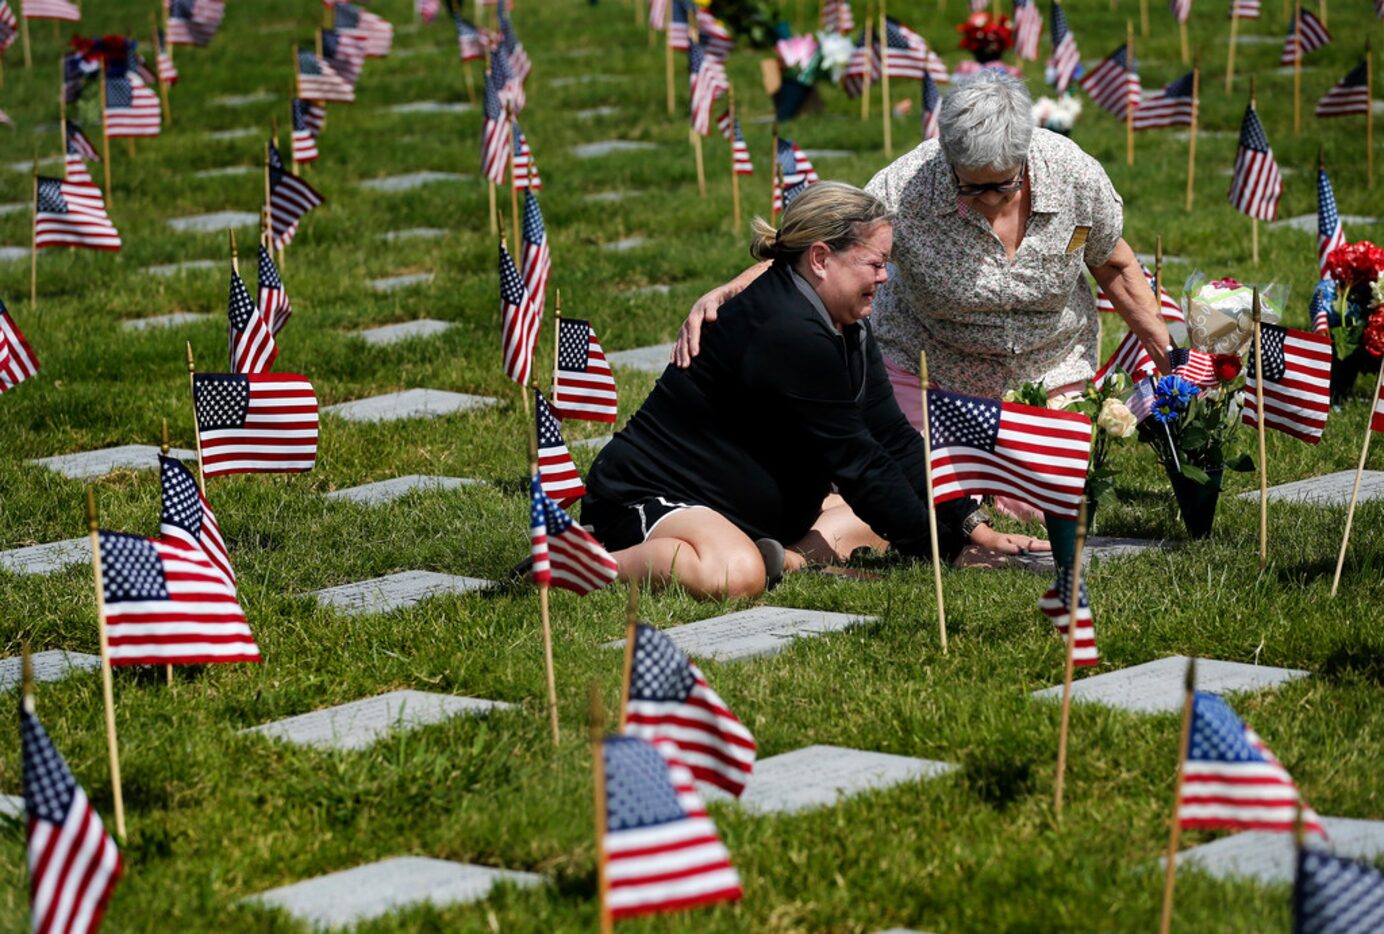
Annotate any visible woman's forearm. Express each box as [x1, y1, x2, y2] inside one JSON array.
[[1091, 239, 1173, 374]]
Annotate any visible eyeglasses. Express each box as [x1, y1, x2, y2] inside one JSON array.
[[952, 164, 1026, 197]]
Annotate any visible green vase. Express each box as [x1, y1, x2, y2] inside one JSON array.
[[1045, 513, 1077, 570]]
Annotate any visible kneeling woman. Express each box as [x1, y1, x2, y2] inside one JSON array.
[[582, 183, 1037, 599]]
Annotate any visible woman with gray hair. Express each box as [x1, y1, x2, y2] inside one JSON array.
[[582, 182, 1040, 600], [673, 70, 1172, 524]]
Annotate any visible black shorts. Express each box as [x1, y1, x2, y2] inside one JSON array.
[[580, 491, 709, 552]]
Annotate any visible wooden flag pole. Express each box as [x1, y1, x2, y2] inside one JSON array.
[[552, 290, 563, 397], [1367, 39, 1374, 189], [729, 86, 742, 235], [691, 127, 707, 197], [1292, 0, 1302, 134], [20, 0, 29, 68], [86, 488, 127, 842], [860, 0, 873, 121], [1253, 290, 1268, 572], [529, 391, 558, 747], [880, 1, 892, 158], [1158, 657, 1197, 934], [1052, 498, 1089, 818], [1319, 0, 1326, 28], [159, 419, 175, 688], [665, 21, 675, 116], [1250, 70, 1259, 263], [1178, 20, 1189, 66], [152, 20, 170, 127], [1140, 0, 1149, 37], [508, 108, 521, 249], [917, 350, 948, 654], [1126, 21, 1135, 166], [1330, 354, 1384, 596], [186, 342, 206, 494], [1225, 10, 1240, 94], [591, 683, 613, 934], [99, 59, 113, 209], [770, 122, 779, 221], [617, 581, 639, 731], [1185, 63, 1200, 211], [29, 165, 37, 311]]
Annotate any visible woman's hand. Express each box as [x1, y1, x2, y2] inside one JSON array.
[[967, 524, 1051, 555], [671, 288, 725, 368]]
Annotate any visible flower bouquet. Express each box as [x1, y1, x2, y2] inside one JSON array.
[[1316, 241, 1384, 402], [1031, 94, 1082, 136], [956, 11, 1013, 63], [767, 29, 856, 120]]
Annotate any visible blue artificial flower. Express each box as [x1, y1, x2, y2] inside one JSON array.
[[1311, 278, 1341, 330], [1152, 401, 1180, 424], [1155, 375, 1200, 409]]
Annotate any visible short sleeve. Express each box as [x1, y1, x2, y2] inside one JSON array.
[[1081, 158, 1124, 268], [864, 164, 900, 212]]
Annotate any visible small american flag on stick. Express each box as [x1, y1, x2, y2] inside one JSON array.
[[511, 121, 541, 191], [1039, 573, 1098, 666], [499, 239, 535, 385], [1013, 0, 1041, 60], [1280, 8, 1330, 66], [1093, 330, 1157, 389], [688, 42, 728, 136], [227, 266, 277, 374], [322, 29, 367, 88], [194, 373, 319, 477], [553, 317, 618, 422], [256, 245, 292, 336], [1095, 266, 1185, 321], [1315, 60, 1370, 119], [529, 480, 617, 595], [1294, 849, 1384, 932], [156, 29, 178, 85], [296, 50, 355, 103], [1316, 166, 1346, 278], [0, 2, 17, 53], [34, 177, 121, 251], [267, 143, 324, 250], [1229, 0, 1260, 18], [333, 2, 393, 58], [22, 0, 79, 21], [453, 13, 484, 61], [1079, 43, 1140, 119], [717, 110, 754, 174], [103, 68, 161, 137], [1133, 71, 1196, 130], [1048, 3, 1081, 94], [520, 192, 551, 343], [669, 0, 690, 51], [1228, 104, 1283, 222], [1373, 377, 1384, 434], [160, 454, 235, 590], [1, 300, 40, 394], [165, 0, 223, 46], [1169, 346, 1219, 389], [535, 389, 585, 506], [1242, 322, 1332, 444], [1169, 0, 1192, 24], [481, 62, 510, 184], [291, 99, 320, 163], [821, 0, 855, 33]]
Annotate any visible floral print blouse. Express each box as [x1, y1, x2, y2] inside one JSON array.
[[864, 128, 1125, 400]]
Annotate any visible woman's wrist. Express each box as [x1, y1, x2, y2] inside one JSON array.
[[961, 506, 993, 541]]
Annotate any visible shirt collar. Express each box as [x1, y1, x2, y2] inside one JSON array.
[[788, 266, 838, 333]]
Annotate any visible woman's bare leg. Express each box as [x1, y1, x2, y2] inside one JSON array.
[[788, 494, 887, 569], [611, 508, 768, 600]]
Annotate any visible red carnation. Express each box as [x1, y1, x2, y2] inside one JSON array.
[[956, 12, 1013, 57], [1211, 354, 1242, 382], [1325, 241, 1384, 289], [1364, 309, 1384, 358]]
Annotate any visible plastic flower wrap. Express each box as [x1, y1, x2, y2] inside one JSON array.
[[1183, 273, 1285, 356]]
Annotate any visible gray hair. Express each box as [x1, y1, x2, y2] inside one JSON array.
[[938, 70, 1034, 173], [749, 181, 893, 264]]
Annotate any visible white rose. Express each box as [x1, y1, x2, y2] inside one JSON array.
[[1373, 278, 1384, 307], [1002, 389, 1020, 403], [1097, 398, 1137, 439]]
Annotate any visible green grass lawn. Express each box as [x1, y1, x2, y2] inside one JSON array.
[[1, 0, 1383, 930]]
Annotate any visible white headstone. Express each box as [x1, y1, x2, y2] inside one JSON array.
[[1238, 470, 1384, 507], [584, 190, 641, 203], [356, 320, 454, 346], [122, 312, 212, 331], [6, 156, 61, 173], [0, 537, 91, 575], [1236, 34, 1282, 45], [605, 344, 673, 373], [1032, 655, 1309, 715], [570, 435, 612, 452], [0, 202, 30, 215], [802, 149, 856, 159], [215, 92, 275, 107], [1172, 817, 1384, 885], [575, 105, 620, 119], [602, 237, 646, 253], [626, 283, 671, 295], [0, 246, 29, 262], [166, 211, 261, 233], [311, 570, 494, 615], [326, 475, 481, 505], [145, 259, 219, 277], [30, 444, 199, 480], [323, 389, 498, 423], [701, 745, 956, 815], [0, 795, 22, 820], [379, 227, 447, 241], [0, 650, 101, 692], [571, 140, 657, 158], [1008, 536, 1174, 575], [206, 127, 257, 141], [368, 272, 434, 293], [389, 100, 472, 114], [1273, 214, 1380, 234], [194, 166, 256, 179], [358, 171, 468, 192], [551, 75, 619, 87], [245, 690, 512, 751], [1135, 253, 1188, 266], [607, 607, 876, 662], [1174, 130, 1234, 141], [247, 858, 540, 926]]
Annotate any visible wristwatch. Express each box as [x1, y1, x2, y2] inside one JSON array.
[[961, 506, 992, 539]]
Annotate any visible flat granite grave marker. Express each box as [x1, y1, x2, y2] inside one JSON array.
[[1238, 470, 1384, 507], [247, 856, 541, 927], [1008, 536, 1174, 575], [571, 140, 656, 158], [323, 389, 497, 423], [626, 283, 671, 295], [379, 227, 447, 241], [206, 127, 257, 141], [311, 570, 493, 616], [0, 650, 101, 692], [584, 190, 641, 203], [0, 202, 29, 215], [389, 100, 472, 114], [570, 435, 612, 452], [0, 246, 29, 262], [359, 171, 468, 192], [215, 92, 274, 107], [145, 259, 219, 277], [0, 537, 90, 575], [368, 272, 434, 292], [30, 444, 198, 480], [803, 148, 856, 159], [0, 795, 21, 819], [702, 745, 956, 815], [550, 74, 619, 87], [1032, 655, 1309, 715], [355, 320, 454, 346], [575, 105, 619, 119], [602, 236, 647, 252], [606, 343, 673, 373], [245, 690, 511, 751], [326, 475, 481, 505], [166, 211, 260, 233], [6, 156, 61, 172], [1135, 252, 1187, 266], [1172, 817, 1384, 885], [122, 312, 212, 331], [607, 606, 876, 662], [194, 165, 256, 179]]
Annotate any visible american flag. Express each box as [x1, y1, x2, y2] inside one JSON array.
[[1095, 265, 1185, 321], [156, 29, 178, 85], [296, 50, 355, 103], [22, 0, 79, 20], [843, 20, 946, 95], [194, 373, 319, 477], [128, 40, 157, 88], [1013, 0, 1041, 60], [623, 622, 757, 796], [927, 389, 1094, 519], [160, 454, 235, 590], [453, 13, 484, 62], [166, 0, 223, 46], [821, 0, 855, 33], [267, 143, 324, 250], [63, 48, 98, 102], [1169, 0, 1193, 23], [1242, 323, 1333, 444], [1228, 104, 1283, 222], [333, 1, 393, 58], [880, 17, 935, 80], [1170, 346, 1220, 389], [535, 389, 585, 506], [1038, 572, 1098, 666], [1280, 8, 1330, 66], [1079, 43, 1140, 119], [0, 300, 39, 394], [1133, 71, 1196, 130], [1316, 61, 1370, 119], [689, 41, 728, 136], [1310, 277, 1335, 335], [520, 191, 551, 336], [1048, 3, 1081, 94], [34, 177, 121, 251], [553, 318, 618, 422], [696, 10, 734, 60], [1316, 166, 1347, 278], [511, 121, 541, 191], [1295, 848, 1384, 933], [291, 99, 320, 164], [922, 72, 941, 140], [104, 69, 161, 137], [22, 704, 122, 934], [99, 530, 259, 665], [322, 29, 368, 88], [601, 736, 742, 920], [1229, 0, 1260, 18], [228, 267, 277, 374], [841, 30, 879, 97], [1373, 376, 1384, 433], [649, 0, 669, 31], [499, 238, 535, 385], [257, 245, 292, 336], [772, 138, 819, 212], [717, 110, 754, 174], [669, 0, 690, 50], [1179, 691, 1325, 835], [498, 3, 531, 85], [1093, 330, 1157, 388], [65, 123, 99, 185], [0, 1, 16, 53], [481, 60, 510, 184], [529, 479, 618, 595], [416, 0, 439, 24], [1378, 0, 1384, 20]]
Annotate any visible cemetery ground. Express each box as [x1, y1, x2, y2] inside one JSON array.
[[1, 0, 1383, 929]]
